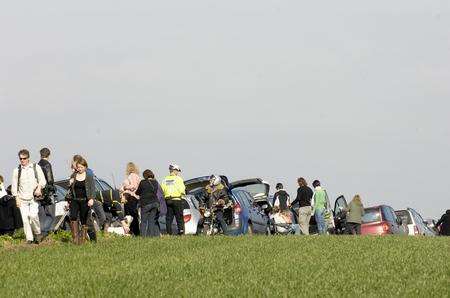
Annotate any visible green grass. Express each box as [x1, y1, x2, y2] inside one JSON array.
[[0, 236, 449, 297]]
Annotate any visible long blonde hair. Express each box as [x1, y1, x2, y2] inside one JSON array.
[[126, 162, 139, 176]]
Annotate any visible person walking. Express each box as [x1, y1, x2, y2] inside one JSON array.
[[291, 178, 313, 235], [38, 147, 56, 236], [311, 180, 329, 235], [435, 210, 450, 236], [345, 195, 365, 235], [71, 155, 106, 241], [68, 157, 96, 244], [121, 162, 141, 236], [273, 183, 290, 212], [136, 169, 161, 237], [11, 149, 47, 244], [161, 164, 186, 235]]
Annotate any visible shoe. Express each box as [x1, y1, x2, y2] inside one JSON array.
[[26, 240, 34, 245]]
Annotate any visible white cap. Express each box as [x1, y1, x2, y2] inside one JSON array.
[[169, 164, 181, 172]]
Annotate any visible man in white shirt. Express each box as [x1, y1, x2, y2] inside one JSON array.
[[11, 149, 47, 244]]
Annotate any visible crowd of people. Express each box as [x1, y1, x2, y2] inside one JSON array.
[[0, 147, 449, 245]]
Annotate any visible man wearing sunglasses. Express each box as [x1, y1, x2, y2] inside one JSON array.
[[11, 149, 47, 244]]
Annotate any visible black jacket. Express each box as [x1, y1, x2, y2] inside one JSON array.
[[436, 210, 450, 236], [291, 186, 313, 208], [273, 190, 290, 211], [136, 179, 160, 207], [38, 159, 54, 186], [0, 196, 23, 233], [70, 172, 96, 200]]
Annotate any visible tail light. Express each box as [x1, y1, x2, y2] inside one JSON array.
[[234, 203, 242, 214], [183, 214, 192, 223], [382, 222, 390, 233], [414, 226, 420, 235]]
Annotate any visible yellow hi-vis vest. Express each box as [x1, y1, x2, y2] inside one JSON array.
[[161, 175, 186, 200]]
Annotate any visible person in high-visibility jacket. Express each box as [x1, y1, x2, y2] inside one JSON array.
[[161, 164, 186, 235]]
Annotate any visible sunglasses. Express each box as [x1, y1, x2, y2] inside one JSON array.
[[19, 157, 29, 160]]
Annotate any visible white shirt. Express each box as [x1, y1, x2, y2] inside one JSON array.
[[0, 182, 7, 198], [11, 163, 46, 201]]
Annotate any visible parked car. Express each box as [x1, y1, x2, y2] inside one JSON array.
[[183, 176, 271, 235], [361, 205, 405, 235], [395, 208, 436, 236]]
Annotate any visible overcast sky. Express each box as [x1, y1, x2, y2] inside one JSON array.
[[1, 1, 449, 218]]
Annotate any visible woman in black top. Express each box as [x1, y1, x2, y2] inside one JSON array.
[[136, 169, 160, 237], [68, 157, 96, 244]]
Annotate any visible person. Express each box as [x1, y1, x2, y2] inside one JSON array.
[[38, 147, 56, 236], [0, 175, 22, 236], [205, 175, 230, 234], [435, 210, 450, 236], [68, 157, 96, 244], [344, 195, 365, 235], [311, 180, 329, 235], [120, 162, 141, 236], [272, 183, 290, 212], [96, 189, 130, 235], [161, 164, 186, 235], [291, 177, 313, 235], [11, 149, 47, 244], [136, 169, 161, 237]]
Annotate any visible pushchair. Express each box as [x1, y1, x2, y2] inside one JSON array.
[[269, 209, 297, 235]]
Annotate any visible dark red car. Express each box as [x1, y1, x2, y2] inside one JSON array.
[[361, 205, 405, 235]]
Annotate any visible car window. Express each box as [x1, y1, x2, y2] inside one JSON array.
[[334, 196, 347, 214], [395, 210, 412, 225], [381, 206, 395, 223], [94, 180, 103, 192], [232, 191, 249, 208], [232, 184, 269, 200], [362, 208, 381, 223], [54, 185, 67, 203], [389, 207, 400, 224], [99, 180, 113, 191]]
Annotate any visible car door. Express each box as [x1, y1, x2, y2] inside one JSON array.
[[243, 192, 266, 233], [389, 207, 403, 234]]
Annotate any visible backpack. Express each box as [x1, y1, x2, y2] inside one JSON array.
[[17, 163, 44, 202]]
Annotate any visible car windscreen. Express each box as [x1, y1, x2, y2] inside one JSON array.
[[362, 208, 382, 223], [395, 210, 412, 225], [232, 184, 268, 200]]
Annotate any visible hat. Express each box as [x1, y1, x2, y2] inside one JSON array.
[[169, 164, 181, 172]]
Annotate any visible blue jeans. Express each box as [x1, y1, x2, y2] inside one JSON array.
[[315, 209, 327, 235]]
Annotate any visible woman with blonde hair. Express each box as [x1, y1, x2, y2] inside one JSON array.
[[345, 195, 365, 235], [121, 162, 141, 235]]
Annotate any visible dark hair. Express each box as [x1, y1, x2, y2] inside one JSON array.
[[0, 175, 3, 184], [18, 149, 30, 158], [143, 169, 155, 180], [276, 183, 283, 190], [40, 147, 51, 158], [73, 155, 83, 162], [312, 180, 321, 188], [297, 177, 307, 187]]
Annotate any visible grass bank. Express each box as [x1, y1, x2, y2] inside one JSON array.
[[1, 236, 449, 297]]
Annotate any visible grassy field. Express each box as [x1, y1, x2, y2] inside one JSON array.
[[0, 235, 449, 297]]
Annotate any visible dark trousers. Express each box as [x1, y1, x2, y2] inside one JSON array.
[[38, 203, 55, 235], [216, 210, 228, 234], [69, 199, 90, 225], [125, 195, 140, 236], [140, 202, 160, 237], [346, 222, 361, 235], [166, 199, 184, 235]]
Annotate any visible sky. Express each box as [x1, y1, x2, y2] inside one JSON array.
[[1, 1, 449, 218]]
